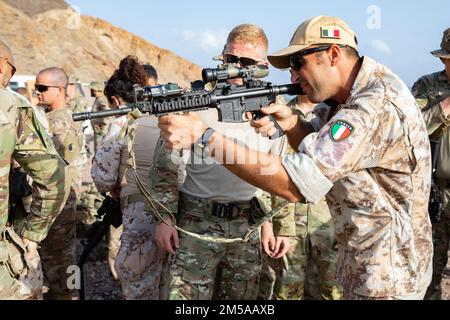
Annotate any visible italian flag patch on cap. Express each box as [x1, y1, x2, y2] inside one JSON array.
[[330, 121, 353, 142], [321, 26, 341, 39]]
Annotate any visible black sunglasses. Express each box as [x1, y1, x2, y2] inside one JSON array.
[[223, 53, 258, 68], [35, 84, 63, 93], [289, 45, 348, 71], [6, 60, 16, 77]]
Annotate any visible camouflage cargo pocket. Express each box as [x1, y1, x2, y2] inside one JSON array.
[[2, 228, 26, 279], [181, 269, 213, 300], [115, 232, 159, 282]]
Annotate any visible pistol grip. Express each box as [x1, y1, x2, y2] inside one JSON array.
[[268, 115, 286, 139], [253, 111, 285, 140]]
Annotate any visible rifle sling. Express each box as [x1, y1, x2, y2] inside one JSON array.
[[129, 150, 288, 243]]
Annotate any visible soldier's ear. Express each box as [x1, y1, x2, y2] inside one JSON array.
[[110, 96, 121, 108], [329, 45, 340, 67]]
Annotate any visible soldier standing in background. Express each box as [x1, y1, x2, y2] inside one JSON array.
[[90, 81, 111, 152], [412, 27, 450, 300], [155, 24, 289, 300], [67, 76, 88, 114], [35, 67, 83, 300]]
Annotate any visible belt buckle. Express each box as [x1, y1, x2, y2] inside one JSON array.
[[212, 203, 236, 220]]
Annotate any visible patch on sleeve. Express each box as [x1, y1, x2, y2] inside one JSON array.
[[330, 120, 353, 142]]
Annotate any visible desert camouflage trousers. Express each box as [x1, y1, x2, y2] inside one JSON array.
[[107, 224, 123, 281], [0, 227, 43, 300], [426, 184, 450, 300], [258, 200, 342, 300], [39, 188, 78, 300], [169, 198, 262, 300], [115, 200, 170, 300]]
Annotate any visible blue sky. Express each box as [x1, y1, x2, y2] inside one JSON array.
[[67, 0, 449, 87]]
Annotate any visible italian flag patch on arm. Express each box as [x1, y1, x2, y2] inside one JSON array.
[[330, 120, 353, 142]]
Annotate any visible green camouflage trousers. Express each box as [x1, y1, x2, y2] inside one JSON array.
[[169, 197, 262, 300], [115, 200, 170, 300], [258, 199, 342, 300], [39, 188, 78, 300], [426, 185, 450, 300]]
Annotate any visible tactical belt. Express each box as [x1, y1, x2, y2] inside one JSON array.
[[179, 192, 252, 221]]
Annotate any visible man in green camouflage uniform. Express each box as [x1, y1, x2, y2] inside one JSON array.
[[35, 67, 83, 300], [412, 27, 450, 300], [155, 24, 288, 300], [258, 92, 342, 300], [90, 81, 111, 152], [0, 41, 71, 300]]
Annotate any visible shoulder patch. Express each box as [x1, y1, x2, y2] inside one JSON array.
[[330, 120, 353, 142]]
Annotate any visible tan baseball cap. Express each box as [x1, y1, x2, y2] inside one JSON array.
[[268, 15, 359, 69], [431, 28, 450, 59]]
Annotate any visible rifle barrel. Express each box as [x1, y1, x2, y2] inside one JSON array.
[[73, 106, 134, 122]]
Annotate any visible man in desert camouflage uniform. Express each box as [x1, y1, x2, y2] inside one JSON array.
[[0, 41, 71, 300], [90, 81, 111, 152], [159, 16, 434, 300], [155, 24, 289, 301], [412, 27, 450, 300], [35, 67, 83, 300], [258, 93, 342, 300]]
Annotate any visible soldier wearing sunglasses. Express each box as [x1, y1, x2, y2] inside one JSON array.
[[158, 16, 434, 300], [155, 24, 289, 301], [35, 67, 83, 300], [0, 41, 71, 300]]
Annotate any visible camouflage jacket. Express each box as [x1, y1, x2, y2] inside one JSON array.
[[0, 89, 71, 243], [46, 108, 83, 166], [412, 70, 450, 179], [283, 57, 433, 297]]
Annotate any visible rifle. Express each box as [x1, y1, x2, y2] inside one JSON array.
[[77, 195, 122, 300], [73, 64, 303, 139], [429, 140, 444, 223]]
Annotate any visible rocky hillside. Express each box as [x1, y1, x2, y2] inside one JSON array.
[[0, 0, 201, 86]]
